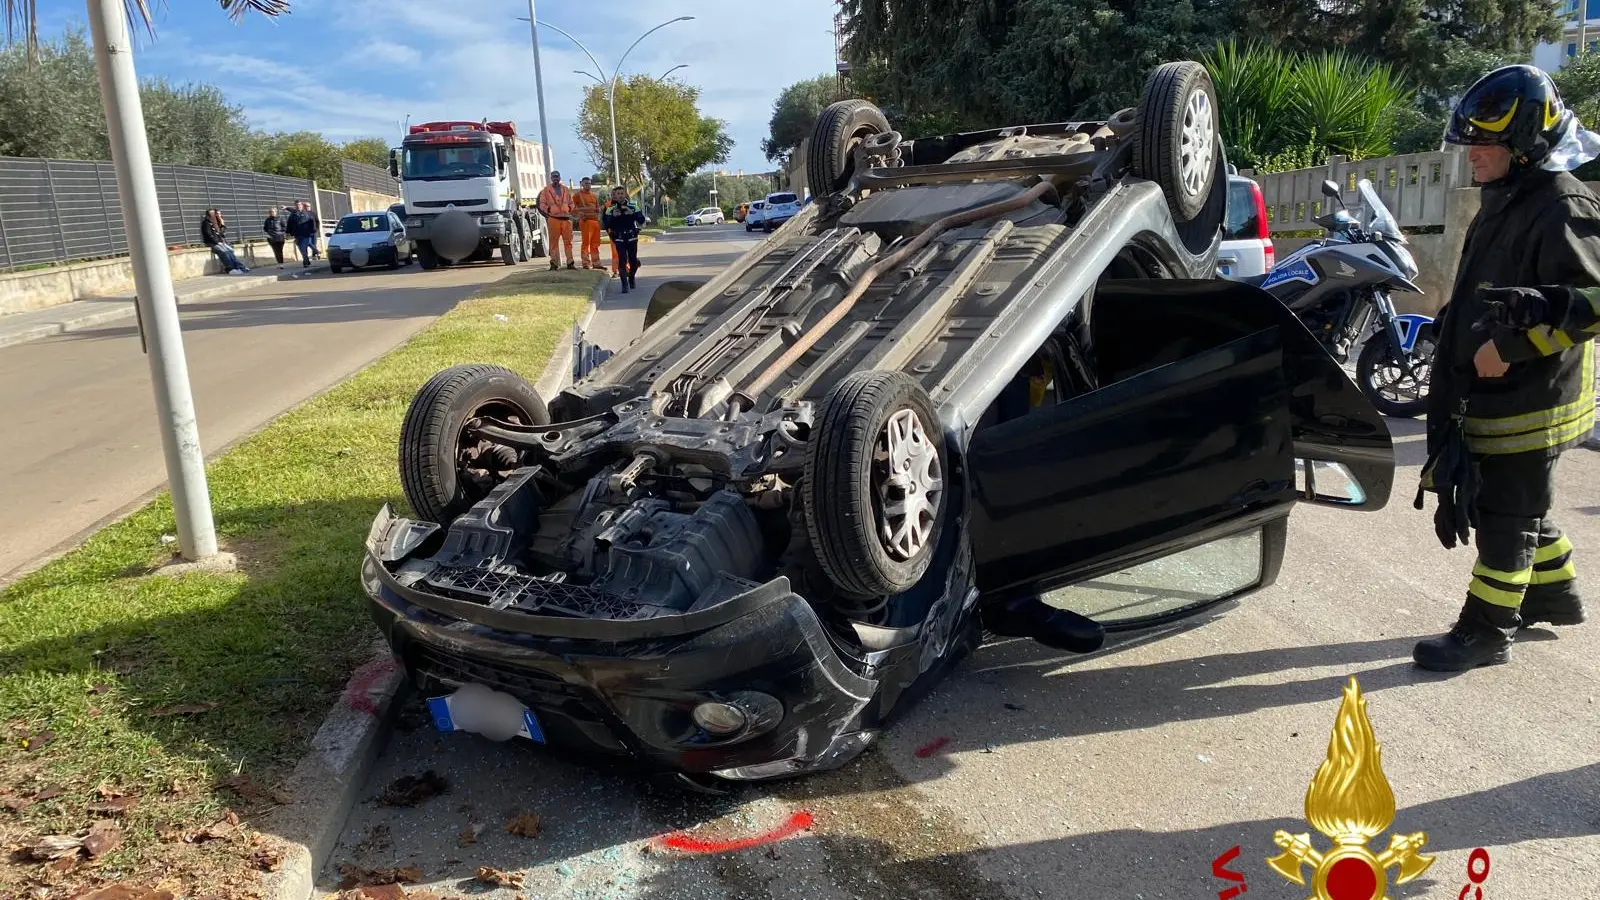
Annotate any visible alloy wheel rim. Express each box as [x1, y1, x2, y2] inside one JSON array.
[[874, 407, 943, 561], [1180, 90, 1215, 198]]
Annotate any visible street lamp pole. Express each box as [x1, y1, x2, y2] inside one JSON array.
[[86, 0, 216, 561], [533, 16, 695, 188], [524, 0, 555, 182]]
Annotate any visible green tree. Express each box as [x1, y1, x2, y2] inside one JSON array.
[[670, 172, 778, 217], [252, 131, 345, 186], [762, 74, 840, 165], [141, 79, 255, 169], [577, 76, 731, 196], [339, 137, 390, 169]]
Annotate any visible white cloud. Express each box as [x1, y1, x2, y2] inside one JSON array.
[[132, 0, 841, 178]]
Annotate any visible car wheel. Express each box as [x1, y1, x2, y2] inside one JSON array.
[[807, 99, 891, 204], [417, 242, 440, 271], [501, 240, 517, 266], [329, 263, 343, 274], [399, 364, 550, 524], [803, 370, 947, 598], [1133, 60, 1219, 223]]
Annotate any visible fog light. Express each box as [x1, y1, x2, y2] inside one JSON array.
[[692, 702, 747, 735]]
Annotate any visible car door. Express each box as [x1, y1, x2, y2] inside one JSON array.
[[967, 278, 1393, 609]]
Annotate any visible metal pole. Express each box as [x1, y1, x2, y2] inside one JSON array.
[[526, 0, 554, 182], [86, 0, 216, 560], [607, 77, 622, 187]]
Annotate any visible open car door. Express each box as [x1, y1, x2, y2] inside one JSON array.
[[967, 279, 1394, 624]]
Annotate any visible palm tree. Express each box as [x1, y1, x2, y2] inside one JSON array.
[[1, 0, 289, 563]]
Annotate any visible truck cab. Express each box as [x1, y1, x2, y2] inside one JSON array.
[[389, 120, 545, 270]]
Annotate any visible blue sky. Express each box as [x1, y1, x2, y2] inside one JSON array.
[[33, 0, 841, 178]]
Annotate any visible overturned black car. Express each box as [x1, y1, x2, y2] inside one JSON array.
[[360, 62, 1396, 784]]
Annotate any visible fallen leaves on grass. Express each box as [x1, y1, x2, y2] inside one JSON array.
[[336, 862, 425, 889], [376, 771, 447, 807], [82, 819, 124, 857], [87, 796, 138, 816], [87, 683, 113, 695], [24, 834, 84, 860], [20, 729, 55, 751], [145, 701, 218, 717], [34, 784, 65, 801], [70, 884, 176, 900], [1, 793, 33, 812], [505, 812, 541, 838], [217, 773, 290, 807], [36, 854, 77, 883], [334, 886, 444, 900], [475, 866, 525, 888], [184, 810, 240, 844]]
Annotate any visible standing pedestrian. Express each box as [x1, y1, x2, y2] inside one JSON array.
[[537, 170, 576, 270], [573, 176, 602, 270], [603, 185, 644, 293], [200, 208, 249, 274], [262, 206, 287, 267], [286, 201, 319, 268], [1413, 64, 1600, 671]]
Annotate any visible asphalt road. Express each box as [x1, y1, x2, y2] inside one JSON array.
[[322, 226, 1600, 900], [0, 260, 517, 583]]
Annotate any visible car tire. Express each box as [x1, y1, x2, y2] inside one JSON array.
[[501, 240, 517, 266], [417, 242, 440, 271], [399, 364, 550, 524], [329, 263, 343, 274], [1133, 60, 1219, 223], [803, 370, 947, 598], [807, 99, 891, 204]]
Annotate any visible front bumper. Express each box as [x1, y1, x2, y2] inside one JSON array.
[[329, 243, 398, 268], [361, 505, 879, 780]]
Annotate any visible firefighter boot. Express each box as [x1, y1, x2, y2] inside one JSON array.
[[981, 596, 1106, 654], [1520, 581, 1586, 627], [1412, 597, 1518, 671]]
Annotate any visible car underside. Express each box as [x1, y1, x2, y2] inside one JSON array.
[[360, 62, 1396, 785]]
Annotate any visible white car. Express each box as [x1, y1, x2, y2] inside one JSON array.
[[684, 207, 725, 226], [760, 191, 802, 232], [743, 200, 767, 232], [1217, 174, 1275, 279]]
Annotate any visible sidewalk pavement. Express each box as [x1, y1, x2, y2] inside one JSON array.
[[0, 263, 325, 350]]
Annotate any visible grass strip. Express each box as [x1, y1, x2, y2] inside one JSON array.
[[0, 268, 598, 897]]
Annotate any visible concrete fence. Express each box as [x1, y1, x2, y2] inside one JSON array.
[[1247, 151, 1472, 234]]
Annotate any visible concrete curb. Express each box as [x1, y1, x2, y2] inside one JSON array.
[[535, 277, 605, 401], [0, 268, 317, 350], [259, 641, 407, 900]]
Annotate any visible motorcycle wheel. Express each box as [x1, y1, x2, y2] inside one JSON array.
[[1356, 333, 1434, 418]]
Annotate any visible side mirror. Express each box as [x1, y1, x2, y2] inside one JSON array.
[[1320, 180, 1340, 199], [388, 149, 400, 178]]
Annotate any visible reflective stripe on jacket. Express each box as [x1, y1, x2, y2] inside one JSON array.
[[1430, 169, 1600, 456]]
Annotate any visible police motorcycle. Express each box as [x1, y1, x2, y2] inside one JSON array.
[[1256, 178, 1434, 418]]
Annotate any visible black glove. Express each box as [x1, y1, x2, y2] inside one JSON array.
[[1415, 399, 1479, 550], [1474, 286, 1560, 332]]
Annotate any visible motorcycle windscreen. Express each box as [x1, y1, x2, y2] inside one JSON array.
[[968, 278, 1394, 601]]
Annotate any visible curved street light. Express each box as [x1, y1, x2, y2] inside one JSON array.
[[525, 15, 695, 187], [658, 63, 689, 81]]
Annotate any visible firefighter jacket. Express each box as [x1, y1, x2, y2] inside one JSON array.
[[1428, 168, 1600, 457], [572, 188, 601, 223]]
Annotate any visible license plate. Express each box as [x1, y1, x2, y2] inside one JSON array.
[[1219, 263, 1233, 276], [427, 686, 545, 743]]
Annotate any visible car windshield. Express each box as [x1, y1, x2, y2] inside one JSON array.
[[768, 193, 798, 205], [402, 143, 496, 179], [1223, 179, 1261, 239], [336, 215, 388, 234]]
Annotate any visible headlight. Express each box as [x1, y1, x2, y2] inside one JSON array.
[[481, 213, 503, 225], [404, 217, 422, 227]]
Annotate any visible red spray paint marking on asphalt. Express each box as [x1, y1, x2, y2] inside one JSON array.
[[914, 736, 951, 758], [343, 657, 397, 717], [652, 810, 815, 855]]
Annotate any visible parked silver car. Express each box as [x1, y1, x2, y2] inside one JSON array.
[[1217, 174, 1274, 279], [328, 210, 415, 273]]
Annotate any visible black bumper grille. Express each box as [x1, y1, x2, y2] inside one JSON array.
[[422, 565, 667, 620], [407, 642, 605, 722]]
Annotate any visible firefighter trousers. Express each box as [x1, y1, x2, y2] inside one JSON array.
[[1467, 452, 1575, 614]]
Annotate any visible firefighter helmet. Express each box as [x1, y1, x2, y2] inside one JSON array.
[[1444, 65, 1572, 166]]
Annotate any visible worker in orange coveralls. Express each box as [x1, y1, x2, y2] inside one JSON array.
[[573, 176, 603, 269], [537, 170, 576, 270]]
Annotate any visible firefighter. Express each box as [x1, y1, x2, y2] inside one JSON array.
[[574, 176, 603, 270], [537, 170, 576, 270], [1413, 64, 1600, 672]]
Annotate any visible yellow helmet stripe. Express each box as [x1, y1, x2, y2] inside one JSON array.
[[1470, 98, 1519, 133], [1545, 100, 1563, 130]]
